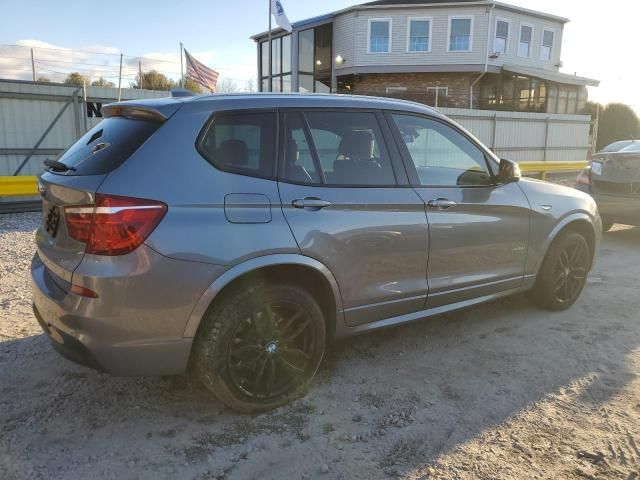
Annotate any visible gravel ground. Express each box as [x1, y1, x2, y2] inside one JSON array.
[[1, 212, 639, 480]]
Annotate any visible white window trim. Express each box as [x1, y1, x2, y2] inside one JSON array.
[[406, 16, 433, 53], [518, 22, 535, 58], [367, 18, 392, 54], [493, 16, 511, 55], [540, 27, 556, 61], [447, 15, 474, 53]]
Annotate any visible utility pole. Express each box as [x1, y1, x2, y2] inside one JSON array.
[[30, 48, 36, 82], [180, 42, 185, 88], [117, 53, 123, 101], [268, 0, 272, 92], [138, 60, 143, 90]]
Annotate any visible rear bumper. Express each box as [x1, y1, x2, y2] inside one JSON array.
[[577, 185, 640, 225], [31, 246, 222, 376]]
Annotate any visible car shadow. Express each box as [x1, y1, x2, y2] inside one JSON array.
[[1, 230, 639, 479]]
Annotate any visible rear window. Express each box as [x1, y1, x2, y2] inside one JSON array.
[[198, 111, 276, 178], [55, 117, 160, 175]]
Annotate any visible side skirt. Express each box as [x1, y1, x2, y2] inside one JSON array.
[[333, 281, 534, 339]]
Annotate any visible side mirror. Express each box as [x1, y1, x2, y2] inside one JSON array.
[[497, 158, 521, 184]]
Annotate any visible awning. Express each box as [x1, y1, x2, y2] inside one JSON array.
[[502, 65, 600, 87]]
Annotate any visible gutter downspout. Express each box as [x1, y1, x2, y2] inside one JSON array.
[[470, 2, 495, 109]]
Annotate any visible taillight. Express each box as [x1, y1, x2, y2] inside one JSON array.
[[65, 194, 167, 256], [577, 168, 591, 186]]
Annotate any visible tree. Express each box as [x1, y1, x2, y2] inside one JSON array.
[[245, 78, 256, 93], [63, 72, 89, 87], [184, 78, 203, 94], [134, 70, 177, 91], [596, 103, 640, 151], [36, 76, 51, 83], [216, 78, 238, 93], [91, 77, 115, 88]]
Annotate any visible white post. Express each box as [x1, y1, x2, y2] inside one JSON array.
[[117, 53, 123, 101], [268, 0, 272, 92]]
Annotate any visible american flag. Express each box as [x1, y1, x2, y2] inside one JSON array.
[[184, 49, 219, 93]]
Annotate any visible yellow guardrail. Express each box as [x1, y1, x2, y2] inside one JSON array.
[[519, 161, 588, 181], [0, 176, 39, 197], [0, 162, 589, 198]]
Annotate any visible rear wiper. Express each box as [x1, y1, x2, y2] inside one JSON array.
[[44, 159, 76, 172]]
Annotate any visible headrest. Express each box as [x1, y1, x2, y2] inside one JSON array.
[[338, 130, 374, 161], [218, 139, 249, 166]]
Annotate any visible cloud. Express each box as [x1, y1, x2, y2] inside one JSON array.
[[0, 40, 256, 88]]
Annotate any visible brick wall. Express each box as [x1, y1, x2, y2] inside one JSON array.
[[346, 72, 481, 108]]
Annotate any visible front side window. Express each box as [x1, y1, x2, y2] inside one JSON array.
[[199, 112, 276, 178], [369, 20, 391, 53], [281, 111, 396, 186], [392, 114, 493, 187], [518, 24, 533, 57], [494, 19, 509, 54], [408, 19, 431, 52], [449, 18, 472, 51], [540, 29, 554, 61]]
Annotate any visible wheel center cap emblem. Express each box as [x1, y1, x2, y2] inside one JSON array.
[[266, 342, 278, 354]]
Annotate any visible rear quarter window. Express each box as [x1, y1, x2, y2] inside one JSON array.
[[55, 117, 160, 176], [198, 111, 276, 178]]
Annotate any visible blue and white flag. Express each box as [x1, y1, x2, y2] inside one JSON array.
[[271, 0, 292, 32]]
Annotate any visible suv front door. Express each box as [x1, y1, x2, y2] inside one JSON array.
[[389, 113, 531, 308], [277, 110, 429, 327]]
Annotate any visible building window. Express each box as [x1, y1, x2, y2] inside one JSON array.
[[518, 24, 533, 57], [494, 19, 509, 54], [426, 86, 448, 107], [369, 19, 391, 53], [259, 34, 292, 92], [298, 23, 333, 93], [449, 17, 473, 52], [407, 18, 431, 52], [540, 29, 554, 61]]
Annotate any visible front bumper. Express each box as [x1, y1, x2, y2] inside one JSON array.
[[31, 245, 222, 376], [576, 184, 640, 225]]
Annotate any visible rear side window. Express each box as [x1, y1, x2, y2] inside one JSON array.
[[55, 117, 160, 175], [199, 112, 276, 178], [281, 110, 397, 186]]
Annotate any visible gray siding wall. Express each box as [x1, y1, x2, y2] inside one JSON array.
[[333, 5, 565, 73]]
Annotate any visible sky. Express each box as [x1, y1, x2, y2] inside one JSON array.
[[0, 0, 638, 111]]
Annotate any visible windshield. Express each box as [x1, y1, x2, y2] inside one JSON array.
[[600, 141, 635, 153], [619, 142, 640, 153], [53, 117, 160, 176]]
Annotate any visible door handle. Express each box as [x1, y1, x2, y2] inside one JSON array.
[[292, 198, 333, 211], [428, 198, 457, 210]]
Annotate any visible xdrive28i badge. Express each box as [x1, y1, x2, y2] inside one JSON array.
[[45, 206, 60, 238]]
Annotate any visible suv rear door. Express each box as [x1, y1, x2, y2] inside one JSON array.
[[277, 109, 429, 327]]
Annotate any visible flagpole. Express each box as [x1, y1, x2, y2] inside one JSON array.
[[180, 42, 185, 88], [268, 0, 272, 92]]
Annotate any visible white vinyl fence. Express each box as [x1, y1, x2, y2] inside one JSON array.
[[0, 79, 592, 177]]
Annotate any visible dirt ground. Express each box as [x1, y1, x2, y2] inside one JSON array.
[[1, 212, 639, 480]]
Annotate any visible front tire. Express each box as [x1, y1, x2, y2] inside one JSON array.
[[194, 283, 326, 413], [529, 231, 591, 311]]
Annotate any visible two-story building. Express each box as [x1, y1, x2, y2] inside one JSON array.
[[251, 0, 599, 114]]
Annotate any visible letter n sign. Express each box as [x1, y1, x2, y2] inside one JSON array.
[[86, 102, 103, 118]]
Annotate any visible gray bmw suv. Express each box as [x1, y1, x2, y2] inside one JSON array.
[[32, 93, 601, 412]]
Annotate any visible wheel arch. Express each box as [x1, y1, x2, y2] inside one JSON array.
[[534, 213, 599, 275], [183, 254, 344, 342]]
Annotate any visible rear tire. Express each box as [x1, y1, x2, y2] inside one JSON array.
[[193, 283, 326, 413], [528, 231, 591, 311]]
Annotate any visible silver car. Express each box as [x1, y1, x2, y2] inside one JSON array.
[[32, 93, 601, 412]]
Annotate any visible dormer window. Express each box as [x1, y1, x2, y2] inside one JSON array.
[[494, 19, 510, 54], [518, 23, 533, 57], [448, 17, 473, 52], [369, 19, 391, 53]]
